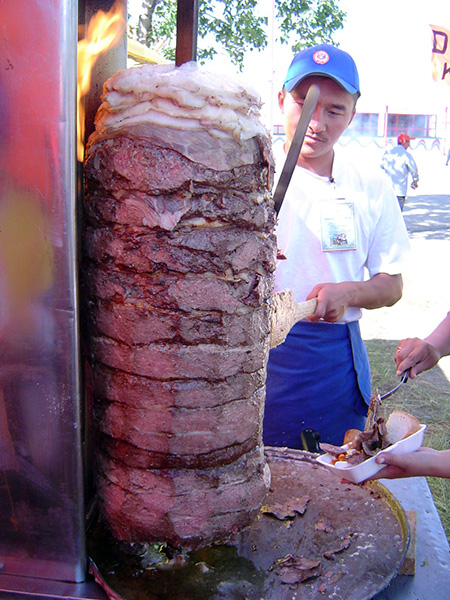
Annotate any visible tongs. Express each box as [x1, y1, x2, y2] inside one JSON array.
[[380, 370, 410, 401]]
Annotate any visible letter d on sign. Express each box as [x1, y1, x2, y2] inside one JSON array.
[[432, 29, 448, 54]]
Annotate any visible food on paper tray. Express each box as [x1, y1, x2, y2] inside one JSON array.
[[316, 392, 426, 483], [83, 62, 277, 549], [321, 410, 421, 466]]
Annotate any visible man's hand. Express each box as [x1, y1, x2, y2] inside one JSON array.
[[306, 282, 350, 322], [306, 273, 403, 323]]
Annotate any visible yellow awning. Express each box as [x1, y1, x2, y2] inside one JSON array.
[[127, 38, 170, 65]]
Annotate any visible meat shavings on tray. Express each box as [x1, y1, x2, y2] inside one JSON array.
[[261, 495, 310, 519], [273, 554, 322, 584], [319, 393, 389, 465], [319, 392, 421, 466], [323, 533, 356, 560]]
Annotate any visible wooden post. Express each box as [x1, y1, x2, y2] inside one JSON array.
[[175, 0, 199, 66]]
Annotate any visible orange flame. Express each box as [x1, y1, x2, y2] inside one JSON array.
[[77, 2, 125, 162]]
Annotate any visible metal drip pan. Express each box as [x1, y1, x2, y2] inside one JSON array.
[[88, 447, 409, 600]]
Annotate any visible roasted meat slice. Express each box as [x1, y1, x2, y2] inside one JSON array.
[[319, 392, 390, 463]]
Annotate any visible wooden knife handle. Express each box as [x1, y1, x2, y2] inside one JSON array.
[[293, 298, 317, 322], [269, 291, 318, 349]]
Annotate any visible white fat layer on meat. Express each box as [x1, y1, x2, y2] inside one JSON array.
[[95, 61, 267, 144]]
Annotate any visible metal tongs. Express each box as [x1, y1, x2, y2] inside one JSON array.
[[380, 370, 410, 401]]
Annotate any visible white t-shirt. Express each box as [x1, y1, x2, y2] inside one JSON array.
[[274, 147, 411, 323]]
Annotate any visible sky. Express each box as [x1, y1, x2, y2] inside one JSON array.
[[128, 0, 450, 128], [334, 0, 450, 113]]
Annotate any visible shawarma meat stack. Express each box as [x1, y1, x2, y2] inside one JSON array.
[[82, 62, 277, 550]]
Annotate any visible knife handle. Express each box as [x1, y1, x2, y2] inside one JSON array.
[[293, 298, 317, 322]]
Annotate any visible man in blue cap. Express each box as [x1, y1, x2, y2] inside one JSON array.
[[263, 44, 411, 449]]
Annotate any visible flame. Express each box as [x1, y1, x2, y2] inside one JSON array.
[[77, 2, 125, 162]]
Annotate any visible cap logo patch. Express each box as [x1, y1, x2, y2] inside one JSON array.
[[313, 50, 330, 65]]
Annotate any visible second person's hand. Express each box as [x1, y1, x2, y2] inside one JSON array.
[[395, 338, 440, 379]]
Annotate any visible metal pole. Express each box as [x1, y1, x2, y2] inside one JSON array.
[[384, 104, 389, 149], [267, 0, 275, 135]]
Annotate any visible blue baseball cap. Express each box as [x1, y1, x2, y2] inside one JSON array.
[[283, 44, 361, 97]]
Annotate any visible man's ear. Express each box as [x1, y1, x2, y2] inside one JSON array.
[[278, 90, 285, 113], [347, 107, 356, 127]]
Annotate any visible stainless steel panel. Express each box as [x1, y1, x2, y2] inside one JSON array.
[[0, 572, 107, 599], [0, 0, 84, 584]]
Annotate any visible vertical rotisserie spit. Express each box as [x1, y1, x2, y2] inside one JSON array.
[[83, 62, 276, 549]]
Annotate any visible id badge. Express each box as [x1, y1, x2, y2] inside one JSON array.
[[320, 199, 357, 251]]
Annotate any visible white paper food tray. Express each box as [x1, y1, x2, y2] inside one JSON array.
[[316, 424, 427, 484]]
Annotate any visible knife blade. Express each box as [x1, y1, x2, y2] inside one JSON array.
[[273, 83, 320, 216]]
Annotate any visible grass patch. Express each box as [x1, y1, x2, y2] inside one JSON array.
[[367, 338, 450, 542]]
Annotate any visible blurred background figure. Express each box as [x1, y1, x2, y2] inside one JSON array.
[[381, 132, 419, 211]]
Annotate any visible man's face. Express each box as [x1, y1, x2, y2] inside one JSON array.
[[279, 76, 356, 164]]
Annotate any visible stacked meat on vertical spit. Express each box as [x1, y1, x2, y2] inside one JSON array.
[[82, 62, 277, 550]]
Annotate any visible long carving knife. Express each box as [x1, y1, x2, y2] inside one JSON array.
[[273, 84, 320, 216]]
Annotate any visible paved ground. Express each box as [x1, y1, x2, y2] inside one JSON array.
[[403, 194, 450, 241], [360, 160, 450, 380]]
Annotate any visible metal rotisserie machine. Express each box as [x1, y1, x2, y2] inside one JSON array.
[[0, 1, 127, 597]]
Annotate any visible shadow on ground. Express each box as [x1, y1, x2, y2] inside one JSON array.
[[403, 195, 450, 241]]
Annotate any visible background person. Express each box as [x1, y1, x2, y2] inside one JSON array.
[[263, 44, 410, 449], [380, 132, 419, 211]]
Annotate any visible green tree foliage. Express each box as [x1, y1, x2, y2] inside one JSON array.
[[131, 0, 345, 69]]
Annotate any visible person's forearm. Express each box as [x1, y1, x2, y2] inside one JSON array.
[[372, 448, 450, 479], [342, 273, 403, 310], [429, 450, 450, 478], [395, 312, 450, 378], [424, 312, 450, 360], [307, 273, 403, 323]]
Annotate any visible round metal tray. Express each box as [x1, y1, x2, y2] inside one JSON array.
[[89, 447, 409, 600]]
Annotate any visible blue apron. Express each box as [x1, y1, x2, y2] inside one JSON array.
[[263, 320, 371, 448]]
